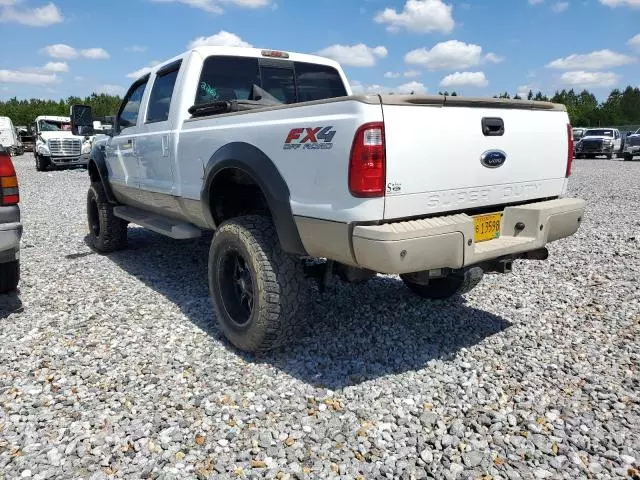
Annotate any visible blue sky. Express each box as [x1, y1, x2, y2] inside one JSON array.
[[0, 0, 639, 101]]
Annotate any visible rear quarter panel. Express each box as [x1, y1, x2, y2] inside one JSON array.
[[178, 99, 385, 222]]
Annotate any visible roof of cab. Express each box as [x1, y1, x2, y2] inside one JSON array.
[[149, 46, 343, 77]]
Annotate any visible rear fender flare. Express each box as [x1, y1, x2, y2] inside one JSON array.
[[202, 142, 307, 255]]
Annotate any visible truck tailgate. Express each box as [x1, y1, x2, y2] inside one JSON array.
[[381, 96, 570, 220]]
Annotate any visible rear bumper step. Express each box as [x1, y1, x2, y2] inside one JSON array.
[[351, 198, 585, 274]]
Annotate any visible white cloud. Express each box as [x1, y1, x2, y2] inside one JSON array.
[[528, 0, 544, 4], [599, 0, 640, 7], [317, 44, 387, 67], [628, 33, 640, 49], [405, 40, 500, 70], [517, 84, 535, 97], [126, 45, 147, 53], [547, 49, 635, 70], [350, 81, 391, 95], [96, 84, 126, 96], [384, 72, 400, 78], [188, 30, 252, 49], [81, 48, 110, 60], [126, 61, 160, 79], [0, 1, 63, 26], [375, 0, 455, 34], [41, 43, 77, 59], [350, 80, 426, 95], [551, 1, 569, 12], [484, 52, 505, 64], [560, 71, 620, 87], [440, 71, 488, 87], [404, 70, 421, 77], [0, 69, 59, 85], [151, 0, 271, 14], [396, 81, 427, 94], [43, 61, 68, 72], [41, 44, 109, 60]]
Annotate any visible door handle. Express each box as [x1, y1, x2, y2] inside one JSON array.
[[161, 135, 169, 157]]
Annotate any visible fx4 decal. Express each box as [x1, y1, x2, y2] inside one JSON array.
[[284, 127, 336, 150]]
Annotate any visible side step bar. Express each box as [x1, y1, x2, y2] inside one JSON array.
[[113, 206, 202, 239]]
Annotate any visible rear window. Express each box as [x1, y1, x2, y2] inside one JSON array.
[[585, 129, 613, 137], [194, 56, 347, 106]]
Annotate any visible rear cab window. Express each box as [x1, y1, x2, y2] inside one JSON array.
[[194, 55, 347, 108], [146, 61, 182, 123]]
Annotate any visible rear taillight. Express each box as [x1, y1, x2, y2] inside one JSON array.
[[0, 151, 19, 205], [349, 122, 386, 197], [566, 123, 574, 177]]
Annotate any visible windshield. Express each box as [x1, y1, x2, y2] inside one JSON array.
[[584, 129, 613, 137], [39, 120, 71, 132], [573, 129, 585, 139]]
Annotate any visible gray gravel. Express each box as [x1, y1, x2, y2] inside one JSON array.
[[0, 154, 638, 479]]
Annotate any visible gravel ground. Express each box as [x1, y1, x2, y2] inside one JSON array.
[[0, 153, 638, 480]]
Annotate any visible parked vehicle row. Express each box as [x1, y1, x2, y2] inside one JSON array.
[[623, 127, 640, 161], [574, 127, 623, 159], [67, 45, 586, 352], [0, 116, 24, 157]]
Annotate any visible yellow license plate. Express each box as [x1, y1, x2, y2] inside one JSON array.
[[474, 213, 502, 243]]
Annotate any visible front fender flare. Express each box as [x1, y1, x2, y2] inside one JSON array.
[[88, 144, 117, 204], [202, 142, 307, 256]]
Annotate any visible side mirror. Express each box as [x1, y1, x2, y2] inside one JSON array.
[[70, 104, 94, 136]]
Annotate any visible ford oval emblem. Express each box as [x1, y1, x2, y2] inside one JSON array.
[[480, 150, 507, 168]]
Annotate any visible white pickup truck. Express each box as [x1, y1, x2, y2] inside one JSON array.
[[71, 46, 586, 352]]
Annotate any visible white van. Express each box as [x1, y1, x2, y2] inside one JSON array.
[[0, 117, 21, 155]]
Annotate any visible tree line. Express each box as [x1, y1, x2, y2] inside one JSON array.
[[0, 93, 122, 127], [1, 86, 640, 128]]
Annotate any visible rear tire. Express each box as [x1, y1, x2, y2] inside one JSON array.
[[86, 182, 128, 253], [606, 153, 613, 160], [624, 154, 633, 162], [401, 268, 483, 300], [208, 215, 306, 352], [0, 261, 20, 293]]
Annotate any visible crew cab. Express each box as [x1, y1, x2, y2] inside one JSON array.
[[34, 115, 91, 171], [71, 46, 586, 352], [574, 127, 622, 159]]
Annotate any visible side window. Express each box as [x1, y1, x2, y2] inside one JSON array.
[[195, 56, 259, 105], [118, 80, 148, 129], [147, 65, 180, 123], [294, 62, 347, 102]]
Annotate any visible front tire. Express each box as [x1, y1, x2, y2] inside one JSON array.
[[606, 153, 613, 160], [0, 261, 20, 293], [86, 182, 128, 253], [209, 215, 306, 352], [624, 154, 633, 162], [35, 154, 49, 172], [401, 268, 484, 300]]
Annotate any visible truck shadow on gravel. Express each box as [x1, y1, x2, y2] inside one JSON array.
[[104, 228, 512, 390]]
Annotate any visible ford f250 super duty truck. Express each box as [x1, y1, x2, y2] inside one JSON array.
[[70, 46, 586, 352]]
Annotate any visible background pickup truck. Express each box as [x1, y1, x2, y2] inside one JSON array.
[[71, 46, 586, 352]]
